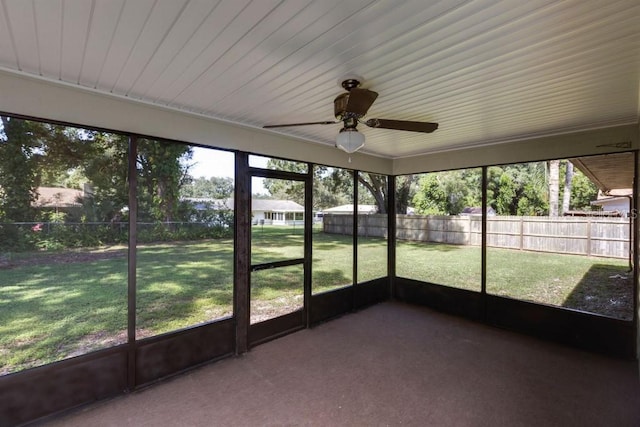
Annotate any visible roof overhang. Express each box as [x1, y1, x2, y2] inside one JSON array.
[[570, 152, 635, 194]]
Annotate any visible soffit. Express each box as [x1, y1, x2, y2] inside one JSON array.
[[0, 0, 638, 159], [570, 152, 635, 193]]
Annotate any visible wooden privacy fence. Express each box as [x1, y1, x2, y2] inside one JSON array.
[[324, 214, 632, 259]]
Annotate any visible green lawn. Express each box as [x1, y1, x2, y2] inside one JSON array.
[[0, 226, 633, 375], [396, 241, 632, 320]]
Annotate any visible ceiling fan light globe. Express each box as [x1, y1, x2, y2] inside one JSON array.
[[335, 128, 365, 153]]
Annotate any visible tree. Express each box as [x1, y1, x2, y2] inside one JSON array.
[[548, 160, 560, 217], [495, 172, 516, 215], [136, 138, 192, 222], [262, 159, 310, 205], [181, 176, 233, 199], [569, 170, 598, 211], [313, 167, 351, 210], [412, 169, 482, 215], [79, 132, 130, 222], [413, 174, 448, 214], [562, 161, 574, 214], [358, 173, 387, 213], [395, 175, 417, 214], [261, 159, 419, 215], [0, 117, 39, 221], [0, 116, 81, 221]]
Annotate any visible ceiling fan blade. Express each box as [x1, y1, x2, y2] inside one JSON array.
[[364, 118, 438, 133], [345, 88, 378, 116], [263, 120, 337, 129]]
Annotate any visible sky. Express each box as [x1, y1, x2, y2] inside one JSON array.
[[188, 146, 268, 194], [189, 146, 235, 178]]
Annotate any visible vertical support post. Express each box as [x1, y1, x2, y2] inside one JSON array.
[[353, 171, 358, 289], [481, 167, 488, 319], [627, 196, 633, 271], [234, 152, 250, 354], [304, 163, 313, 327], [388, 176, 396, 299], [127, 135, 138, 390], [632, 151, 638, 361]]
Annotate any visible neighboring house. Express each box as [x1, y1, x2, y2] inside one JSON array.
[[185, 198, 305, 226], [252, 199, 304, 226], [323, 204, 378, 215], [460, 206, 496, 216], [34, 187, 84, 209], [590, 189, 632, 217], [185, 197, 233, 212]]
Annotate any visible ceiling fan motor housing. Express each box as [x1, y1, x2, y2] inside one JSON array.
[[334, 93, 350, 121]]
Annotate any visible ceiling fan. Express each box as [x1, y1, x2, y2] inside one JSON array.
[[263, 78, 438, 153]]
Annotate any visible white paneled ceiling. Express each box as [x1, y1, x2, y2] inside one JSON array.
[[0, 0, 638, 158]]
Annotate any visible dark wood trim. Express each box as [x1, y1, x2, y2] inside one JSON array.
[[0, 110, 129, 137], [310, 287, 354, 325], [481, 166, 488, 320], [127, 135, 137, 390], [0, 111, 241, 160], [633, 151, 638, 328], [388, 176, 396, 298], [354, 277, 391, 310], [248, 166, 308, 181], [249, 310, 305, 347], [486, 294, 635, 359], [246, 169, 311, 343], [0, 347, 127, 427], [353, 171, 358, 290], [632, 151, 638, 360], [251, 258, 304, 271], [395, 277, 634, 359], [135, 319, 234, 386], [234, 152, 250, 355], [394, 278, 484, 321], [304, 163, 313, 328]]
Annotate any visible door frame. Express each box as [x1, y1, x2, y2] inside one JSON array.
[[234, 153, 313, 353]]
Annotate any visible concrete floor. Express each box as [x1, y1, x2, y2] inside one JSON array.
[[38, 302, 640, 426]]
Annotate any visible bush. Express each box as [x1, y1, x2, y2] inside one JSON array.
[[0, 218, 232, 253], [0, 223, 37, 252]]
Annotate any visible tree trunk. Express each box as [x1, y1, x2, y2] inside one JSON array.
[[358, 173, 387, 214], [548, 160, 560, 217], [395, 175, 418, 214], [562, 161, 574, 214]]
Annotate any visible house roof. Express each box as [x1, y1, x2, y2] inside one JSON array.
[[252, 199, 304, 212], [460, 207, 496, 215], [323, 204, 377, 214], [0, 2, 638, 160], [185, 198, 304, 212], [591, 196, 632, 207], [34, 187, 83, 208]]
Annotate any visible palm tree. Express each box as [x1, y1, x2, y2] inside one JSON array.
[[548, 160, 560, 216]]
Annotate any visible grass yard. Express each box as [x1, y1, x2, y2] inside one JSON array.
[[136, 240, 234, 337], [0, 226, 633, 375], [397, 240, 633, 320]]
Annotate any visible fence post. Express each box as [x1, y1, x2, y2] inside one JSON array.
[[587, 217, 592, 256], [425, 215, 430, 242], [364, 215, 369, 238], [519, 217, 524, 250]]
